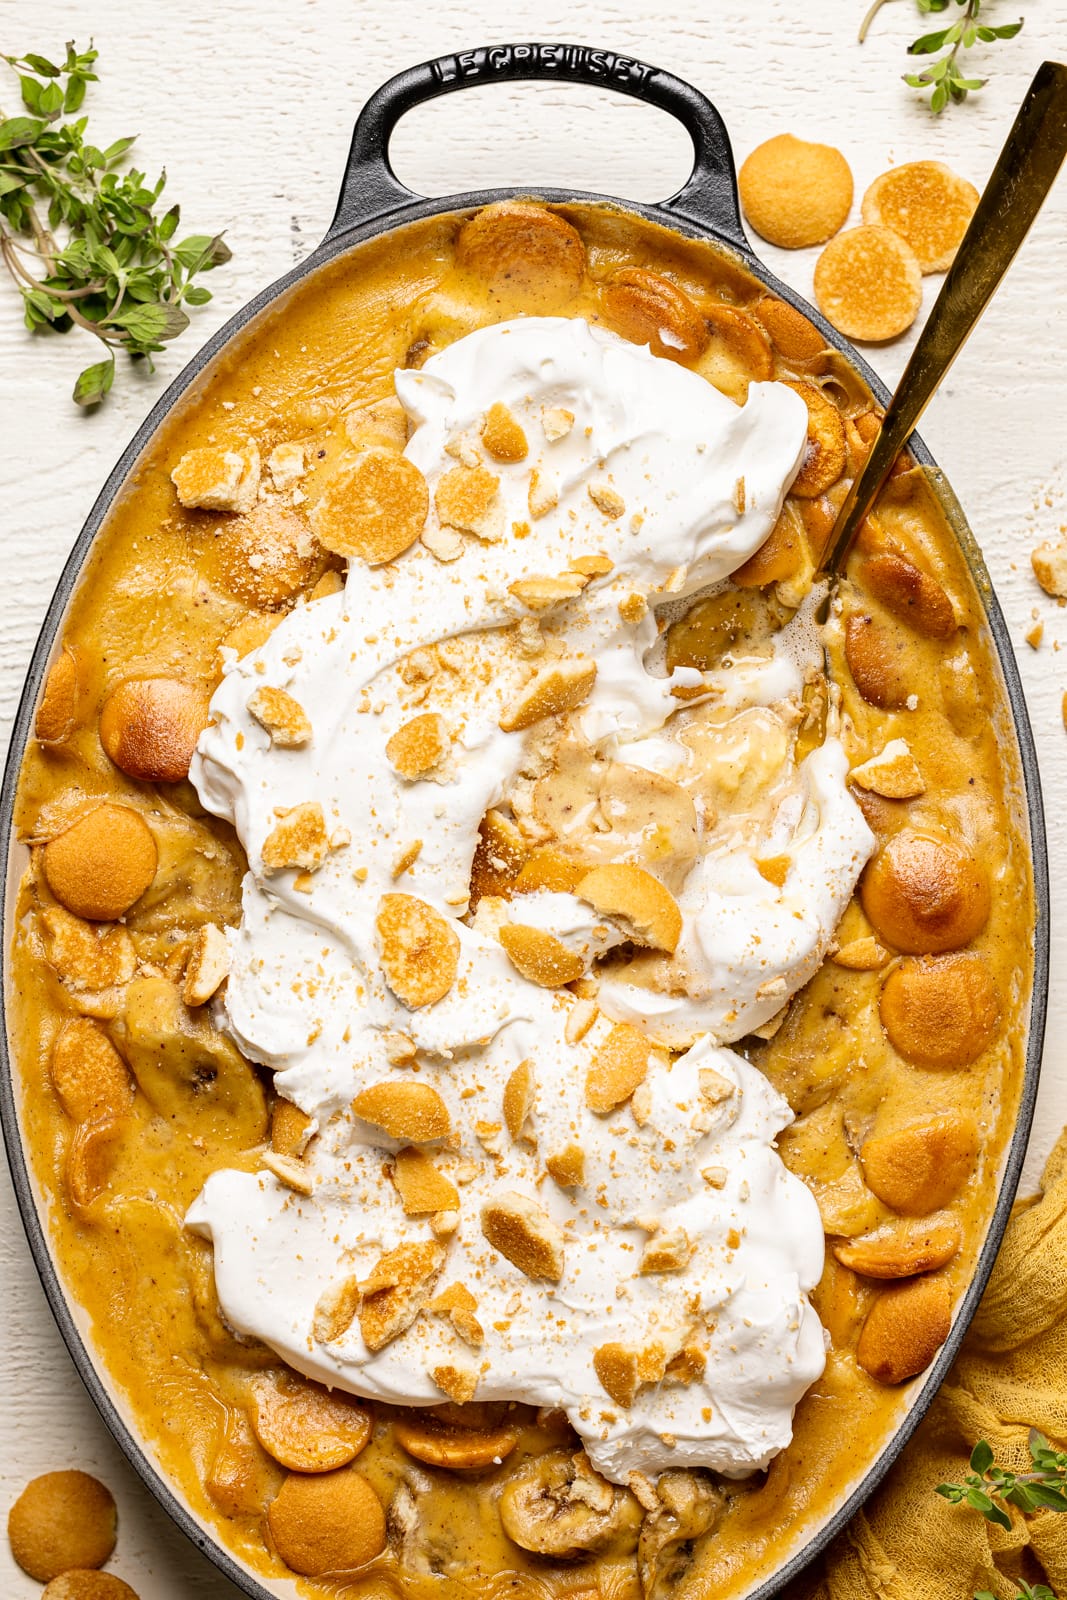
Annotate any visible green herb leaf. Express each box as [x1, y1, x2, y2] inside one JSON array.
[[102, 134, 136, 166], [109, 301, 190, 342], [174, 232, 232, 272], [63, 73, 87, 113], [38, 80, 63, 116], [0, 116, 46, 150], [183, 283, 212, 305], [910, 26, 953, 51], [970, 1441, 994, 1475], [73, 355, 115, 405], [21, 52, 61, 76], [22, 286, 62, 324]]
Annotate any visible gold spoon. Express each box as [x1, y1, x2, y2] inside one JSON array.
[[816, 58, 1067, 615]]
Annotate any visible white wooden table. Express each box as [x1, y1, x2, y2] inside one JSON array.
[[1, 2, 1065, 1594]]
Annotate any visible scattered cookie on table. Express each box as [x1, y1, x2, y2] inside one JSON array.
[[7, 1470, 117, 1583], [43, 1573, 140, 1600], [739, 133, 854, 249], [861, 160, 979, 273], [814, 225, 923, 342], [1031, 538, 1067, 599]]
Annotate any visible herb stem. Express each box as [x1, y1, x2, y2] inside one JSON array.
[[859, 0, 898, 44]]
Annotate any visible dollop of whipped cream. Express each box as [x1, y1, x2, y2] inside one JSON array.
[[186, 317, 875, 1483]]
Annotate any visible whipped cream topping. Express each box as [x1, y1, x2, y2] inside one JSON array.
[[187, 316, 875, 1482]]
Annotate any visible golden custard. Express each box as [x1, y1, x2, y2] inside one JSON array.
[[8, 201, 1032, 1600]]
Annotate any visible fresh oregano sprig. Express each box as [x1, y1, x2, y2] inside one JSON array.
[[859, 0, 1025, 113], [935, 1431, 1067, 1599], [937, 1431, 1067, 1531], [0, 41, 231, 405]]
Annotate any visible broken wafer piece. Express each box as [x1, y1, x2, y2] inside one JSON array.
[[545, 1143, 586, 1189], [422, 523, 465, 562], [312, 1276, 361, 1344], [593, 1343, 641, 1408], [262, 802, 330, 874], [542, 406, 574, 442], [1031, 538, 1067, 599], [570, 553, 613, 577], [261, 1149, 314, 1195], [861, 161, 979, 274], [431, 1364, 480, 1403], [503, 1059, 536, 1141], [272, 1098, 313, 1156], [527, 468, 559, 520], [376, 892, 460, 1008], [429, 1282, 484, 1346], [814, 226, 922, 343], [267, 440, 306, 490], [499, 658, 597, 733], [436, 464, 502, 540], [509, 573, 589, 609], [247, 685, 312, 747], [640, 1226, 694, 1274], [699, 1066, 735, 1106], [352, 1081, 451, 1143], [171, 442, 260, 513], [391, 1145, 460, 1213], [481, 402, 528, 462], [481, 1191, 565, 1282], [576, 863, 682, 953], [182, 923, 231, 1007], [850, 738, 924, 799], [585, 1023, 650, 1114], [358, 1240, 445, 1350], [386, 713, 448, 779], [499, 923, 585, 988], [832, 935, 890, 971], [588, 480, 626, 519]]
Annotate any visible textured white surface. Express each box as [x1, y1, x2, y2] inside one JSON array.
[[0, 1, 1064, 1595]]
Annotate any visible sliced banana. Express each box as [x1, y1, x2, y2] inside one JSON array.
[[499, 1449, 640, 1557], [638, 1469, 722, 1598], [114, 975, 267, 1147]]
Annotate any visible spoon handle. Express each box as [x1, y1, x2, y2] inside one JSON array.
[[821, 58, 1067, 581]]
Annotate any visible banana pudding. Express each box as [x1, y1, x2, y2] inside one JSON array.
[[8, 199, 1032, 1600]]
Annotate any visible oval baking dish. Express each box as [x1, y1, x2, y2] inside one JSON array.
[[0, 43, 1049, 1600]]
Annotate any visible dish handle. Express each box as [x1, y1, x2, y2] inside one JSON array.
[[327, 43, 749, 251]]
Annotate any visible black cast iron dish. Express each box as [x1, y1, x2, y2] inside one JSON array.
[[0, 44, 1050, 1600]]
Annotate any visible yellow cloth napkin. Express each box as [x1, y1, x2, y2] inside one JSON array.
[[790, 1130, 1067, 1600]]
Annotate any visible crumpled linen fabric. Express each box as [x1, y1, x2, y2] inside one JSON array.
[[788, 1130, 1067, 1600]]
